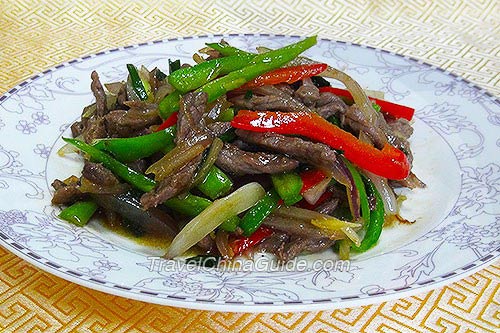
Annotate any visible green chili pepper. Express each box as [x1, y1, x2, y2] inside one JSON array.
[[92, 126, 176, 163], [158, 36, 317, 117], [58, 200, 98, 227], [199, 36, 317, 102], [271, 172, 303, 206], [63, 138, 157, 192], [162, 193, 212, 216], [158, 90, 182, 119], [126, 64, 149, 101], [219, 215, 240, 232], [205, 42, 252, 57], [197, 166, 233, 200], [240, 189, 280, 236], [352, 177, 385, 252], [168, 54, 254, 93], [64, 139, 234, 219], [344, 159, 370, 225]]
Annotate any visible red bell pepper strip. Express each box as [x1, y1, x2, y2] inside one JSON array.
[[230, 226, 274, 256], [155, 112, 178, 132], [239, 63, 328, 90], [231, 110, 410, 180], [300, 169, 327, 194], [319, 86, 414, 121]]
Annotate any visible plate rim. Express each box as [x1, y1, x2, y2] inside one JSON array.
[[0, 33, 499, 312]]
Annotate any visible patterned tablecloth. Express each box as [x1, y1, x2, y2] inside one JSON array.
[[1, 1, 498, 332]]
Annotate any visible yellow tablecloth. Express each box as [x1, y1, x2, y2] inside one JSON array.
[[1, 1, 498, 331]]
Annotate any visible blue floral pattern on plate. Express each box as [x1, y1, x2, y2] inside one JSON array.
[[0, 35, 498, 312]]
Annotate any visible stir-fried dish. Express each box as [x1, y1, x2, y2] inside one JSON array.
[[52, 36, 424, 263]]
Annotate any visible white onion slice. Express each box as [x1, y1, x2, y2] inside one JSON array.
[[165, 182, 265, 259]]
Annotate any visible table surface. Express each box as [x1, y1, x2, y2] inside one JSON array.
[[0, 1, 499, 332]]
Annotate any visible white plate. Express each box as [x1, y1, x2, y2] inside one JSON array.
[[0, 34, 498, 312]]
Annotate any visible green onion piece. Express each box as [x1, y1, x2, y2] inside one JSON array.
[[126, 64, 149, 101]]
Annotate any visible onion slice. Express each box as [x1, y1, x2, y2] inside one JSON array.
[[146, 138, 211, 181], [165, 182, 265, 259]]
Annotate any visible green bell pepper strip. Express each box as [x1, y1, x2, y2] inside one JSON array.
[[219, 215, 240, 232], [162, 193, 212, 216], [168, 54, 255, 93], [196, 166, 232, 200], [240, 189, 280, 236], [126, 64, 149, 101], [91, 126, 176, 163], [344, 158, 370, 225], [158, 36, 317, 118], [352, 177, 385, 252], [205, 42, 252, 57], [58, 200, 98, 227], [159, 90, 182, 119], [198, 36, 317, 102], [217, 107, 235, 122], [271, 172, 303, 206], [63, 138, 157, 192]]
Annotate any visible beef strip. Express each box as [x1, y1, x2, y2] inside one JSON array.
[[91, 71, 107, 117], [278, 236, 335, 262], [254, 232, 289, 254], [293, 78, 320, 107], [82, 161, 120, 186], [314, 197, 340, 215], [176, 91, 208, 144], [51, 178, 83, 205], [140, 155, 202, 209], [197, 234, 217, 254], [387, 117, 413, 140], [229, 85, 311, 113], [342, 104, 388, 149], [215, 143, 299, 176], [235, 129, 339, 170], [315, 91, 348, 119], [82, 117, 107, 143]]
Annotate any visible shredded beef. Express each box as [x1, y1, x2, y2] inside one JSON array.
[[82, 161, 119, 186], [140, 155, 202, 209], [105, 101, 160, 138], [293, 78, 320, 107], [278, 236, 335, 262], [51, 179, 82, 205], [91, 71, 107, 117], [235, 129, 338, 170], [315, 91, 348, 119]]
